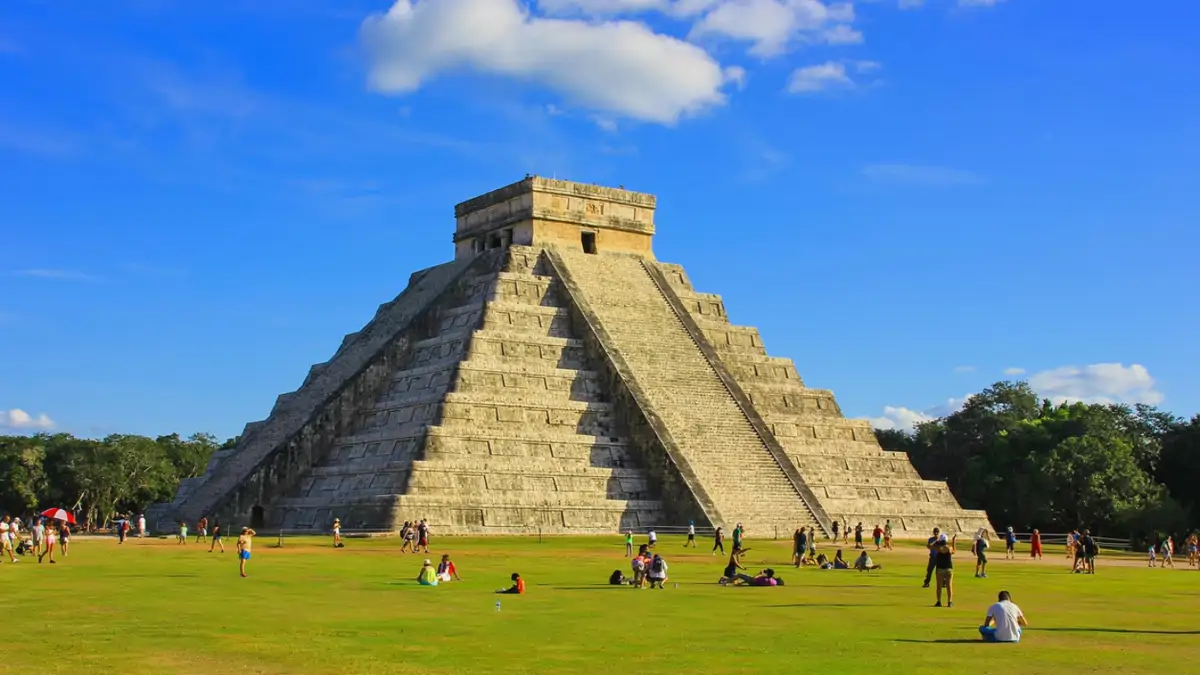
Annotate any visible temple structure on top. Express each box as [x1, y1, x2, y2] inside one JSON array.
[[147, 177, 991, 537]]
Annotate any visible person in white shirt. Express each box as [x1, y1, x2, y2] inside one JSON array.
[[138, 514, 146, 538], [685, 521, 696, 548], [0, 516, 17, 563], [980, 590, 1029, 643], [647, 530, 657, 548]]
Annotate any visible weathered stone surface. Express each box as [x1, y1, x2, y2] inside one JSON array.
[[150, 177, 990, 537]]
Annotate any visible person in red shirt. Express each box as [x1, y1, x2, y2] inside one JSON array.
[[437, 554, 462, 582], [497, 573, 525, 594], [873, 525, 884, 551]]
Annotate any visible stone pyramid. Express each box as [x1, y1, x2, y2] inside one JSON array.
[[148, 177, 991, 538]]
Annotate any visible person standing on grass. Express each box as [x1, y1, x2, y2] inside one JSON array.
[[1005, 528, 1017, 559], [1030, 529, 1043, 560], [1160, 536, 1174, 569], [973, 531, 989, 578], [883, 520, 894, 550], [923, 527, 945, 588], [196, 517, 208, 544], [209, 520, 225, 553], [873, 524, 883, 551], [648, 529, 658, 548], [1148, 540, 1157, 567], [32, 519, 44, 553], [831, 520, 840, 542], [332, 519, 342, 548], [712, 526, 725, 555], [979, 590, 1028, 643], [39, 523, 57, 564], [1187, 533, 1198, 567], [854, 523, 864, 550], [624, 530, 634, 556], [808, 527, 818, 562], [685, 521, 696, 548], [1, 516, 17, 563], [417, 519, 431, 554], [58, 522, 70, 558], [237, 527, 256, 578], [931, 534, 957, 607], [793, 527, 806, 567], [137, 513, 146, 538], [178, 521, 188, 544], [399, 522, 415, 554], [732, 523, 744, 551]]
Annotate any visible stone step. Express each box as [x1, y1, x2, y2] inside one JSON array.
[[407, 466, 654, 499], [393, 493, 665, 509], [412, 457, 644, 475]]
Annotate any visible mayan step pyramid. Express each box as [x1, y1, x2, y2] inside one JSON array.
[[147, 177, 991, 537]]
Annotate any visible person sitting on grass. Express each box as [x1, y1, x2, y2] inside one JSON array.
[[833, 549, 850, 569], [609, 569, 630, 585], [436, 554, 462, 582], [751, 569, 783, 586], [979, 590, 1028, 643], [497, 573, 525, 594], [855, 551, 882, 571], [719, 548, 754, 585], [417, 559, 439, 586], [816, 553, 832, 569]]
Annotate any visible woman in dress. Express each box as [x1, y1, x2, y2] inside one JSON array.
[[39, 522, 57, 564], [1030, 528, 1043, 560]]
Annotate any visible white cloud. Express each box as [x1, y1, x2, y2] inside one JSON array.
[[0, 409, 55, 431], [1029, 363, 1164, 406], [689, 0, 854, 56], [1003, 367, 1025, 376], [861, 163, 983, 186], [953, 365, 975, 373], [786, 61, 854, 93], [821, 24, 863, 45], [361, 0, 736, 124], [870, 405, 933, 431]]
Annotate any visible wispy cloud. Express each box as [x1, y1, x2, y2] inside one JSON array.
[[9, 268, 98, 281], [861, 163, 984, 186], [787, 59, 881, 94], [953, 365, 976, 373], [0, 408, 56, 431], [1003, 367, 1025, 376], [1029, 363, 1163, 406]]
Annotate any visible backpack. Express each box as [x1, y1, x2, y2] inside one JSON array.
[[650, 557, 665, 575]]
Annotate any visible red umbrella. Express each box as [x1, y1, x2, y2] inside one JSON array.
[[40, 508, 77, 524]]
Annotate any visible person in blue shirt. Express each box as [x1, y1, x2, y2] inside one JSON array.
[[1005, 527, 1018, 559], [922, 527, 945, 588]]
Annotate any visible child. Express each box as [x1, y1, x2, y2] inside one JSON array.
[[178, 521, 188, 545], [332, 518, 342, 548], [497, 573, 525, 594], [1147, 541, 1157, 567]]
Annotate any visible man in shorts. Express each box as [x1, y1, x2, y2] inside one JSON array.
[[684, 521, 696, 548], [0, 516, 18, 563], [237, 527, 256, 578], [209, 519, 225, 553]]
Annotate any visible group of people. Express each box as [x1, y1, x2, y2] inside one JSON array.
[[1148, 533, 1199, 568], [830, 520, 895, 551], [0, 514, 70, 564]]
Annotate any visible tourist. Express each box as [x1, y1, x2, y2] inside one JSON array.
[[854, 522, 864, 549], [1147, 540, 1157, 567], [0, 516, 17, 563], [931, 534, 957, 607], [120, 517, 130, 543], [196, 517, 208, 544], [833, 549, 849, 569], [647, 529, 658, 548], [631, 547, 648, 588], [719, 548, 752, 585], [751, 569, 781, 586], [712, 526, 725, 555], [922, 527, 945, 588], [31, 519, 44, 554], [1066, 530, 1078, 559], [624, 530, 634, 556], [436, 554, 462, 582], [816, 553, 832, 569], [685, 521, 696, 548], [137, 513, 146, 538], [646, 554, 669, 589], [417, 519, 431, 554], [496, 572, 525, 594], [417, 559, 438, 586], [979, 590, 1028, 643], [332, 518, 342, 548], [209, 519, 225, 553], [400, 522, 415, 554], [831, 520, 840, 542], [793, 527, 807, 567], [855, 551, 881, 571], [1030, 529, 1043, 560], [237, 527, 256, 578], [1079, 529, 1098, 574], [883, 520, 894, 550], [1004, 527, 1017, 559], [39, 521, 57, 564], [1159, 536, 1174, 569], [609, 569, 629, 585], [1187, 533, 1198, 567], [807, 527, 818, 561], [973, 530, 990, 578], [178, 520, 188, 545], [732, 523, 744, 550], [58, 521, 70, 558], [873, 524, 883, 551]]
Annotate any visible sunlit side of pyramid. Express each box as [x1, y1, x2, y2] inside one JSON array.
[[148, 177, 991, 537]]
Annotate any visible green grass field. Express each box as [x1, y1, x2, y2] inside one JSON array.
[[7, 534, 1197, 675]]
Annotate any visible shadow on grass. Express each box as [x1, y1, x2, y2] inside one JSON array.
[[1039, 628, 1200, 635], [765, 603, 879, 608], [893, 639, 980, 644]]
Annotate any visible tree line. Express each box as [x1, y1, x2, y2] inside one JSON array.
[[0, 432, 229, 528], [877, 381, 1200, 544]]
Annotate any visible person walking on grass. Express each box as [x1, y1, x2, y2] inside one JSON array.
[[732, 523, 744, 551], [209, 520, 225, 553], [58, 522, 70, 558], [931, 534, 957, 607], [32, 519, 44, 554], [979, 590, 1028, 643], [712, 526, 725, 555], [973, 530, 990, 578], [831, 520, 840, 542], [685, 521, 696, 548], [873, 524, 883, 551], [923, 527, 946, 588], [1030, 529, 1043, 560], [417, 519, 431, 554], [793, 527, 807, 567], [178, 521, 188, 545], [625, 530, 634, 557], [0, 516, 17, 564], [237, 527, 256, 578], [854, 523, 864, 550], [196, 517, 208, 544], [808, 527, 818, 561], [1160, 536, 1174, 569], [38, 522, 57, 564], [1004, 527, 1017, 559], [883, 520, 894, 550]]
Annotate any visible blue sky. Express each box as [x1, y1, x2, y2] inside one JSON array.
[[2, 0, 1197, 438]]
